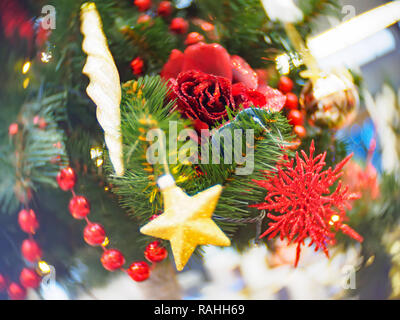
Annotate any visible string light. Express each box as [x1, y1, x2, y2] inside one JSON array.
[[329, 214, 340, 226], [40, 51, 53, 63], [90, 146, 103, 159], [22, 78, 30, 89], [22, 61, 31, 74], [95, 158, 104, 167], [101, 237, 109, 247], [38, 260, 51, 274]]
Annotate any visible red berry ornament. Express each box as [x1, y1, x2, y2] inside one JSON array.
[[294, 125, 307, 138], [130, 57, 144, 75], [69, 195, 90, 219], [21, 239, 42, 262], [157, 1, 172, 17], [57, 167, 77, 191], [20, 268, 41, 289], [127, 261, 150, 282], [185, 32, 204, 46], [134, 0, 151, 11], [288, 109, 304, 126], [144, 241, 168, 263], [84, 223, 106, 246], [8, 123, 19, 136], [0, 274, 6, 291], [278, 76, 294, 93], [18, 209, 39, 234], [7, 283, 26, 300], [137, 14, 151, 24], [285, 92, 298, 110], [101, 249, 125, 271], [169, 17, 188, 34]]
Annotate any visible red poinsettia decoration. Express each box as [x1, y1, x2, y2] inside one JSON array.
[[162, 42, 285, 128], [251, 141, 363, 267]]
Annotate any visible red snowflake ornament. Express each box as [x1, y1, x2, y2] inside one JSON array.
[[252, 140, 363, 267]]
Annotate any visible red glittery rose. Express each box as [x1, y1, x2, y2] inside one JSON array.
[[171, 70, 236, 126]]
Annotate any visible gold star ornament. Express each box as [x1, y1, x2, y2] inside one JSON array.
[[140, 175, 231, 271]]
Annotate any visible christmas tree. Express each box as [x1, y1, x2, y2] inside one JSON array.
[[1, 0, 400, 300]]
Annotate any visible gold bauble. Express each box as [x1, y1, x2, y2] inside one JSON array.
[[140, 175, 231, 271], [300, 70, 359, 129]]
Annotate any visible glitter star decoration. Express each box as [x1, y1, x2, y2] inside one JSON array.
[[252, 140, 363, 267], [140, 175, 231, 271]]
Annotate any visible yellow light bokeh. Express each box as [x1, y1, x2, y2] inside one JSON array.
[[22, 61, 31, 74], [329, 214, 340, 226], [23, 78, 30, 89], [38, 260, 51, 274], [101, 237, 109, 247], [41, 51, 53, 63]]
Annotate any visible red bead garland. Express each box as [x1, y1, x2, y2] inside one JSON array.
[[69, 195, 91, 219], [101, 249, 126, 271], [285, 92, 298, 110], [185, 32, 204, 46], [21, 239, 42, 263], [19, 268, 41, 289], [134, 0, 152, 12], [57, 167, 77, 191], [0, 274, 6, 291], [7, 282, 27, 300], [144, 241, 168, 263], [157, 1, 172, 17], [169, 17, 189, 34], [278, 76, 294, 93], [130, 57, 144, 75], [84, 223, 106, 246], [127, 261, 150, 282], [137, 14, 151, 24], [56, 166, 172, 283], [287, 109, 304, 126], [8, 123, 19, 136], [18, 209, 39, 234]]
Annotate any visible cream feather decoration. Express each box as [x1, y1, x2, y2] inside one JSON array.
[[80, 2, 124, 176]]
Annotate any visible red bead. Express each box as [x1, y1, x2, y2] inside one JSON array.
[[169, 18, 189, 34], [294, 125, 307, 138], [57, 167, 77, 191], [185, 32, 204, 46], [157, 1, 172, 17], [84, 223, 106, 246], [134, 0, 152, 11], [285, 92, 298, 110], [278, 76, 294, 94], [287, 110, 304, 126], [8, 123, 19, 136], [18, 209, 39, 234], [69, 195, 90, 219], [101, 249, 125, 271], [130, 57, 144, 75], [33, 115, 47, 129], [20, 268, 41, 289], [127, 261, 150, 282], [137, 14, 151, 24], [0, 274, 6, 291], [21, 239, 42, 262], [7, 283, 26, 300], [144, 241, 168, 263]]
